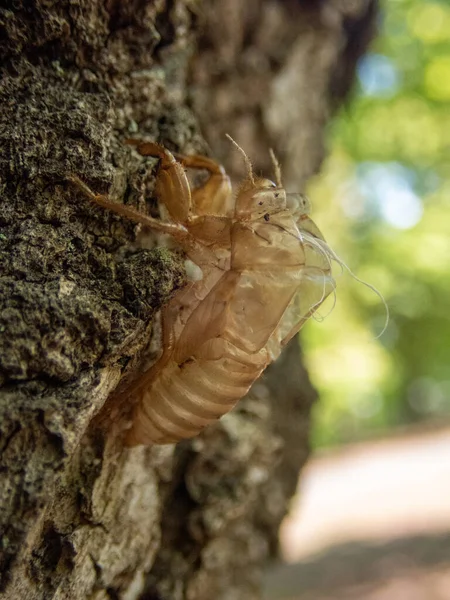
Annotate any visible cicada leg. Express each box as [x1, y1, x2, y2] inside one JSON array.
[[171, 152, 234, 217], [121, 302, 178, 399], [126, 139, 193, 223], [127, 139, 234, 260], [67, 175, 189, 243], [128, 139, 234, 218]]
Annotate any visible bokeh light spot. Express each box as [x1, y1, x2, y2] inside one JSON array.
[[424, 56, 450, 101], [408, 3, 450, 43], [356, 162, 423, 229], [357, 54, 400, 97]]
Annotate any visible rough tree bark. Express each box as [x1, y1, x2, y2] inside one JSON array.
[[0, 1, 378, 599]]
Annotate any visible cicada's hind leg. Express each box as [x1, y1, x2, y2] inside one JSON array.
[[121, 301, 178, 400], [124, 298, 189, 447]]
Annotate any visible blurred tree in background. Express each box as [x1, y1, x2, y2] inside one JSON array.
[[304, 0, 450, 447]]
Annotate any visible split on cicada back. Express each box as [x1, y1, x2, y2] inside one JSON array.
[[225, 135, 389, 340]]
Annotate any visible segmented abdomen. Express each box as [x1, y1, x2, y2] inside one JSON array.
[[127, 340, 268, 445]]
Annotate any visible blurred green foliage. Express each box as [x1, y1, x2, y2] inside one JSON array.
[[303, 0, 450, 447]]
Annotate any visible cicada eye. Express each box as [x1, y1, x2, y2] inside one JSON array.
[[286, 193, 311, 217]]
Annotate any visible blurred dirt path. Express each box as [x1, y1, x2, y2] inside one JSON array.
[[281, 424, 450, 561], [264, 425, 450, 600]]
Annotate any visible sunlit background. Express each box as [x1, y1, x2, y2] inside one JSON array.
[[304, 0, 450, 448], [267, 1, 450, 598]]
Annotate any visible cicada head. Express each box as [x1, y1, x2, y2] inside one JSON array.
[[235, 180, 287, 219]]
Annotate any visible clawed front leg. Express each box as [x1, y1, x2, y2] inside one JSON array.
[[172, 152, 233, 217], [128, 139, 233, 218], [126, 139, 193, 223]]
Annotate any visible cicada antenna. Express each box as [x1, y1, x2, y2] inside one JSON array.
[[225, 133, 255, 185], [301, 232, 390, 339], [269, 148, 282, 187]]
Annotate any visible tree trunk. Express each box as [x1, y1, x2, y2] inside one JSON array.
[[0, 1, 377, 598]]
